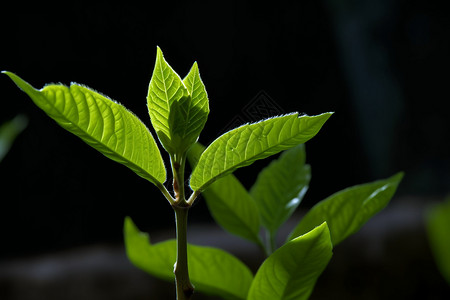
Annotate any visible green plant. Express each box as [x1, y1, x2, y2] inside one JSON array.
[[0, 114, 27, 163], [426, 197, 450, 285], [3, 47, 403, 300]]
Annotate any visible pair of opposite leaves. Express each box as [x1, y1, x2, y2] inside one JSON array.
[[3, 47, 332, 194]]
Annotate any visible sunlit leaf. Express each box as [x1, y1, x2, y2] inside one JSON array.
[[288, 172, 404, 245], [124, 217, 253, 300], [187, 143, 261, 244], [180, 61, 209, 146], [190, 112, 332, 191], [3, 71, 166, 186], [250, 144, 310, 233], [247, 222, 333, 300], [147, 47, 208, 155]]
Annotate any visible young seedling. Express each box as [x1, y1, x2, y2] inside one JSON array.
[[3, 47, 402, 300]]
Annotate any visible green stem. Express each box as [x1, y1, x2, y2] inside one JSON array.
[[171, 153, 186, 203], [170, 152, 194, 299], [157, 182, 176, 205], [256, 236, 269, 257], [173, 205, 194, 300], [265, 229, 277, 256]]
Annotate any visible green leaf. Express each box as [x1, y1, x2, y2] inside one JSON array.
[[426, 197, 450, 284], [250, 144, 310, 233], [3, 71, 166, 186], [187, 143, 261, 245], [190, 112, 332, 192], [147, 47, 208, 155], [0, 114, 28, 163], [288, 172, 404, 245], [181, 62, 209, 143], [124, 217, 253, 300], [247, 222, 333, 300]]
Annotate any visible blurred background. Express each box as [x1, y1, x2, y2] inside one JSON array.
[[1, 0, 449, 299]]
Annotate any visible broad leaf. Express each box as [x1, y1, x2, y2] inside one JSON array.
[[247, 222, 333, 300], [250, 144, 310, 233], [187, 143, 261, 244], [147, 47, 208, 155], [3, 72, 166, 186], [190, 112, 332, 191], [124, 217, 253, 300], [426, 197, 450, 284], [288, 172, 404, 245]]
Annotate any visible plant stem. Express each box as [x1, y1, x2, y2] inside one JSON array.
[[170, 152, 194, 299], [265, 229, 277, 256], [171, 153, 186, 203], [157, 182, 176, 205], [173, 204, 194, 300]]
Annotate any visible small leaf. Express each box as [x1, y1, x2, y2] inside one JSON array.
[[250, 144, 310, 233], [247, 222, 333, 300], [180, 62, 209, 144], [0, 114, 28, 162], [3, 71, 166, 186], [147, 47, 208, 155], [426, 197, 450, 284], [190, 112, 332, 192], [187, 143, 261, 244], [288, 172, 404, 245], [124, 217, 253, 300]]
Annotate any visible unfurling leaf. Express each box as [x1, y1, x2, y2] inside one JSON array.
[[147, 47, 209, 155]]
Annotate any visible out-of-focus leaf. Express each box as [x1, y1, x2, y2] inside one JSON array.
[[427, 197, 450, 284], [288, 172, 403, 245], [187, 143, 261, 244], [0, 114, 28, 162], [124, 217, 253, 300], [250, 144, 310, 233], [247, 222, 333, 300]]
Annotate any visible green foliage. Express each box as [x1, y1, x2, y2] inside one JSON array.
[[124, 217, 253, 300], [187, 143, 262, 245], [4, 47, 403, 300], [0, 114, 27, 163], [427, 197, 450, 284], [247, 222, 332, 300], [250, 144, 310, 234], [189, 112, 332, 192], [3, 71, 166, 186], [147, 47, 209, 156], [288, 172, 404, 245]]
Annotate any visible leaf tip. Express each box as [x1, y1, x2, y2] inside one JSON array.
[[2, 70, 15, 80], [124, 216, 134, 230], [316, 221, 330, 234], [2, 71, 37, 94], [394, 171, 405, 180], [156, 45, 164, 57]]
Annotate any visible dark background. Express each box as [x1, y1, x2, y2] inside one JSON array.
[[0, 0, 449, 298]]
